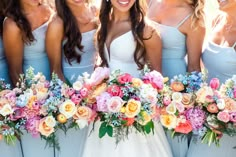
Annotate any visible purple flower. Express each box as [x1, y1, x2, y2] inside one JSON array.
[[25, 117, 40, 138], [185, 107, 206, 131]]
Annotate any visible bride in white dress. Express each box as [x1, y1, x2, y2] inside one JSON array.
[[82, 0, 172, 157]]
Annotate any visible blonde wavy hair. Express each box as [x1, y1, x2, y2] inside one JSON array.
[[186, 0, 205, 29]]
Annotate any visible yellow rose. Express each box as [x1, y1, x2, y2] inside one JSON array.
[[160, 114, 177, 130], [138, 111, 152, 125], [27, 96, 37, 109], [59, 100, 76, 119], [132, 78, 143, 88], [125, 99, 141, 118], [37, 117, 55, 137], [73, 106, 92, 120], [120, 106, 126, 113]]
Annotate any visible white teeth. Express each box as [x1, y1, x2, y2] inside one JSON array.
[[119, 1, 129, 5]]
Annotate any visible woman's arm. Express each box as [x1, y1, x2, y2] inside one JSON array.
[[186, 24, 205, 72], [46, 16, 65, 81], [143, 22, 162, 73], [3, 18, 24, 85]]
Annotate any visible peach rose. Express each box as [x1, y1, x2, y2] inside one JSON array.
[[125, 99, 141, 118], [59, 100, 76, 119], [224, 97, 236, 112], [38, 117, 55, 137], [171, 82, 184, 92], [181, 93, 192, 106], [73, 106, 92, 121]]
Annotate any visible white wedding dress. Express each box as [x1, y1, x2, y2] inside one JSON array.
[[82, 31, 173, 157]]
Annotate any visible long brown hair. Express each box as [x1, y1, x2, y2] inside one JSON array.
[[5, 0, 37, 44], [0, 0, 7, 36], [55, 0, 85, 64], [97, 0, 147, 69]]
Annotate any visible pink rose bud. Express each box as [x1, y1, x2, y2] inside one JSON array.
[[210, 78, 220, 90]]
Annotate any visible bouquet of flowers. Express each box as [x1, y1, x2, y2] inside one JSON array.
[[160, 72, 205, 138], [0, 78, 25, 145], [196, 77, 236, 146], [93, 67, 165, 144]]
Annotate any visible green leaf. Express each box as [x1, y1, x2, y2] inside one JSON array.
[[99, 122, 107, 138], [107, 125, 113, 137], [144, 122, 151, 134]]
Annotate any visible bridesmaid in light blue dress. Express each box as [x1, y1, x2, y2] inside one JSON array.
[[46, 0, 97, 156], [187, 1, 236, 156], [148, 0, 206, 157], [3, 1, 54, 157], [0, 1, 22, 156]]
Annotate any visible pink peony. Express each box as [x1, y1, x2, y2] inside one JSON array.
[[90, 67, 110, 86], [210, 78, 220, 90], [217, 111, 230, 123], [96, 92, 111, 112], [80, 88, 88, 97], [143, 71, 164, 90], [117, 73, 133, 84]]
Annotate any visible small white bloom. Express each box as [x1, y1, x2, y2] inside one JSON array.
[[216, 99, 225, 110], [76, 119, 88, 129]]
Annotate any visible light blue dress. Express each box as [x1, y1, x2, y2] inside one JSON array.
[[0, 37, 23, 157], [56, 29, 96, 157], [0, 37, 10, 83], [23, 21, 50, 80], [21, 20, 54, 157], [153, 14, 192, 157], [187, 41, 236, 157]]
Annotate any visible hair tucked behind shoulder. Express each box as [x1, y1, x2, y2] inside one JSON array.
[[5, 0, 36, 44], [187, 0, 205, 29], [55, 0, 86, 65], [97, 0, 147, 69], [0, 0, 7, 36]]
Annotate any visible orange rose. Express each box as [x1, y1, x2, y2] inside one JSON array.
[[123, 117, 135, 126], [207, 103, 219, 113], [171, 82, 185, 92], [57, 114, 67, 124], [182, 93, 193, 107]]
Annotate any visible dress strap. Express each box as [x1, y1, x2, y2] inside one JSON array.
[[176, 14, 192, 28], [232, 42, 236, 49]]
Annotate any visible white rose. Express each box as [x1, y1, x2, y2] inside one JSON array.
[[76, 119, 88, 129], [73, 81, 83, 91], [45, 116, 56, 127], [166, 102, 177, 115], [59, 100, 76, 118], [172, 92, 183, 102], [216, 99, 225, 110], [0, 104, 14, 116]]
